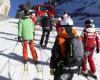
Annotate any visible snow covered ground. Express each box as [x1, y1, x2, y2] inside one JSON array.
[[0, 17, 100, 80]]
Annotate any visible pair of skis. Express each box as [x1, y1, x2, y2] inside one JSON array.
[[24, 62, 41, 72], [80, 70, 98, 80], [23, 44, 44, 72], [34, 62, 42, 72]]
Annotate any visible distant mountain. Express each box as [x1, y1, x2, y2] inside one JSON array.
[[55, 0, 100, 27]]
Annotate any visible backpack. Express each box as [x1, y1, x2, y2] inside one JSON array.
[[59, 26, 84, 68], [64, 37, 84, 67]]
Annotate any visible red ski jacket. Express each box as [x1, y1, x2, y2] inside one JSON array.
[[81, 27, 100, 51]]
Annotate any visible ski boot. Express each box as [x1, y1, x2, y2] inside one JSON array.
[[88, 71, 98, 80], [24, 60, 28, 71]]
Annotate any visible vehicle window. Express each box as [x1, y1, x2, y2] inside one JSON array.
[[40, 6, 47, 11]]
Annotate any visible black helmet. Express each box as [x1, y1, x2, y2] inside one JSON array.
[[84, 20, 93, 24], [85, 19, 95, 28], [24, 10, 30, 16]]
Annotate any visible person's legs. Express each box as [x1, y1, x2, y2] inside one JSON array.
[[88, 49, 96, 74], [88, 49, 97, 79], [81, 55, 88, 74], [44, 31, 50, 47], [23, 40, 28, 63], [40, 29, 45, 47], [29, 40, 38, 62]]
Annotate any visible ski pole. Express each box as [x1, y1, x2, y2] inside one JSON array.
[[41, 50, 50, 62], [11, 41, 19, 54], [39, 45, 43, 80], [0, 41, 19, 75], [8, 41, 19, 80]]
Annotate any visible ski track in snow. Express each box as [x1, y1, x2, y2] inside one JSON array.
[[0, 18, 100, 80]]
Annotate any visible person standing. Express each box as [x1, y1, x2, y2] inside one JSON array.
[[40, 12, 52, 48], [49, 14, 80, 80], [18, 10, 38, 64], [81, 20, 100, 79], [50, 25, 80, 80]]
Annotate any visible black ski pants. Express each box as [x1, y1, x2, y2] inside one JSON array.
[[40, 28, 50, 46]]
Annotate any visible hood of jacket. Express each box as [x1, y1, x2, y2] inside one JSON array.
[[85, 27, 95, 33]]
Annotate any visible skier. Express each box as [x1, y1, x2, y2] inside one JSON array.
[[18, 10, 38, 64], [39, 12, 52, 48], [49, 15, 84, 80], [80, 20, 100, 79]]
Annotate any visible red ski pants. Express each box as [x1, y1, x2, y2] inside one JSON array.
[[82, 49, 96, 73], [22, 40, 37, 61]]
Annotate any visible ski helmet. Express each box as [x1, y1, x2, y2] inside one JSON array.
[[85, 20, 92, 24], [24, 10, 30, 16], [85, 19, 95, 28]]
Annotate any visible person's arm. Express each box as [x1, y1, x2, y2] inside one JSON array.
[[31, 19, 34, 32], [50, 17, 52, 30], [18, 19, 22, 37], [39, 17, 43, 27], [72, 27, 79, 37], [50, 37, 60, 75], [95, 32, 100, 53], [80, 31, 85, 41], [50, 37, 60, 69], [18, 19, 22, 42], [30, 19, 35, 38]]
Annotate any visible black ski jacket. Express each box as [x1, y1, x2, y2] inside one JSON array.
[[50, 37, 62, 69], [41, 16, 52, 31]]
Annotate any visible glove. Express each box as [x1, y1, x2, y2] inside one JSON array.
[[50, 68, 55, 75], [96, 48, 99, 53], [18, 36, 22, 42]]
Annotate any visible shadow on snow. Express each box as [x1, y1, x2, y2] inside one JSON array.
[[0, 52, 49, 66]]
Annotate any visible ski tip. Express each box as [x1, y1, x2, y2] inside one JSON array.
[[88, 70, 98, 80]]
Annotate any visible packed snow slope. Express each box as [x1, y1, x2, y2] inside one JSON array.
[[0, 17, 100, 80]]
